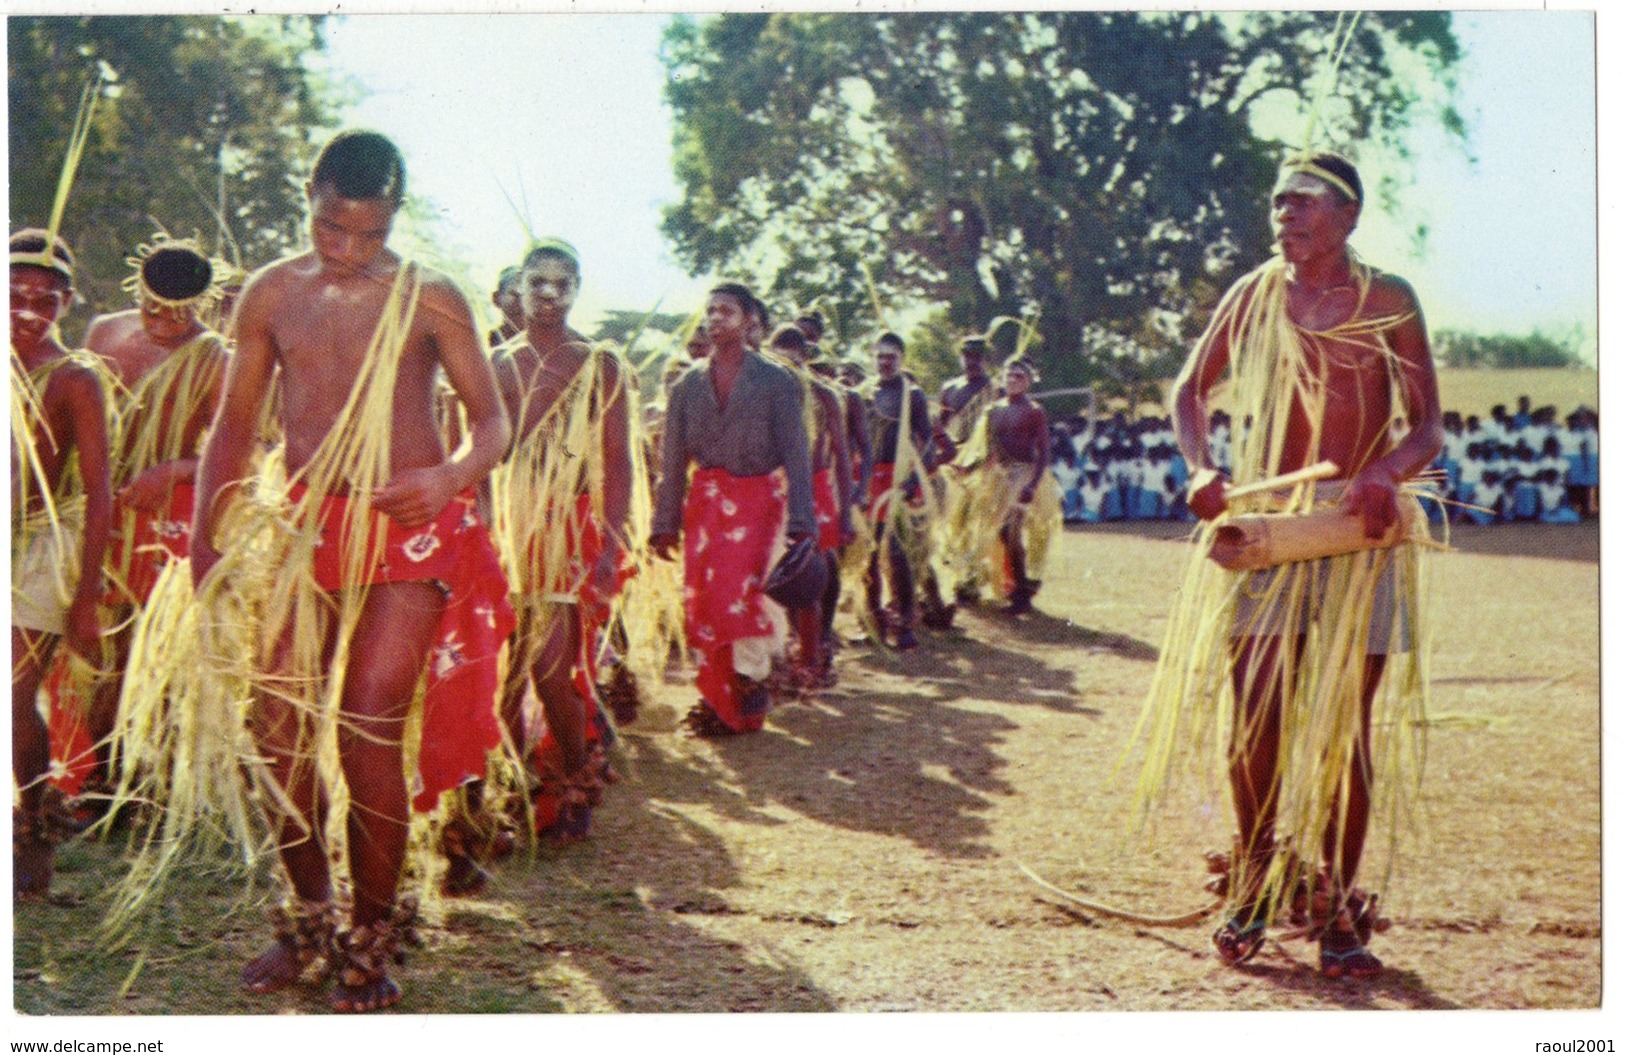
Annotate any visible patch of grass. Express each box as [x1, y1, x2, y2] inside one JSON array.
[[1433, 367, 1598, 417]]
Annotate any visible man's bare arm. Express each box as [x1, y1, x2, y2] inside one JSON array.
[[598, 351, 634, 558], [191, 272, 280, 584], [1342, 280, 1444, 537], [1171, 280, 1248, 520], [1366, 281, 1443, 483], [432, 280, 509, 490], [63, 365, 112, 659], [848, 392, 872, 506], [1170, 310, 1235, 473]]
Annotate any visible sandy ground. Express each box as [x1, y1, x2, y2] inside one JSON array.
[[11, 521, 1602, 1043]]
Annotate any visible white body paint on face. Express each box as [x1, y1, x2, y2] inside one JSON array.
[[520, 256, 578, 324], [1272, 170, 1337, 200]]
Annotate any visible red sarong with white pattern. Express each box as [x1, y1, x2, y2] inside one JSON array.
[[684, 467, 786, 732], [106, 483, 196, 606], [546, 491, 623, 698], [299, 486, 517, 814]]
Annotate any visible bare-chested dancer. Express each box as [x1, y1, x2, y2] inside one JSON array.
[[191, 131, 511, 1012], [1150, 151, 1441, 979], [980, 357, 1051, 615], [489, 238, 632, 847], [81, 239, 227, 799], [934, 335, 997, 463], [11, 229, 112, 898]]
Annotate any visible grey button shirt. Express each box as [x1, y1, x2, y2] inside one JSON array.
[[652, 351, 817, 537]]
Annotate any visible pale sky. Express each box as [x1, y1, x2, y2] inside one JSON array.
[[316, 8, 1600, 358]]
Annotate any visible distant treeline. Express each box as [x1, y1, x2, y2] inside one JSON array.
[[1433, 329, 1584, 370]]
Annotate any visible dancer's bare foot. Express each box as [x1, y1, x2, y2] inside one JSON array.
[[241, 941, 312, 994], [331, 973, 402, 1013], [439, 815, 513, 897], [242, 900, 334, 994], [330, 903, 417, 1013]]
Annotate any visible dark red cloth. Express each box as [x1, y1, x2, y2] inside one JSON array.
[[526, 494, 636, 830], [868, 461, 897, 522], [684, 467, 786, 731], [45, 656, 94, 797], [106, 483, 195, 606], [298, 486, 517, 814]]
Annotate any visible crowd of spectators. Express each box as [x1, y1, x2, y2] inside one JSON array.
[[1048, 395, 1599, 525]]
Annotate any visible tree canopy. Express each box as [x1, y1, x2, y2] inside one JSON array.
[[1435, 329, 1583, 370], [660, 11, 1461, 403], [9, 16, 339, 324]]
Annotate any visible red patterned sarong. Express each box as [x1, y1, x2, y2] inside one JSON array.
[[299, 487, 517, 813], [523, 493, 636, 829], [814, 467, 842, 552], [684, 467, 786, 732], [107, 483, 196, 606], [45, 656, 94, 797]]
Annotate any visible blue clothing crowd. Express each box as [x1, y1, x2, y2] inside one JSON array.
[[1048, 399, 1600, 526]]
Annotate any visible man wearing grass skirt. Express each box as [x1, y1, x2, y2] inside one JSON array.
[[1135, 151, 1442, 981]]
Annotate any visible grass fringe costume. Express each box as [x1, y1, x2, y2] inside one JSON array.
[[103, 330, 227, 604], [35, 327, 225, 801], [103, 263, 515, 947], [617, 378, 689, 708], [934, 411, 1062, 603], [856, 373, 942, 641], [11, 350, 94, 639], [487, 341, 650, 834], [1129, 252, 1434, 937]]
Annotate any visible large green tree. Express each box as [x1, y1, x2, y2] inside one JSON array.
[[9, 16, 340, 324], [661, 12, 1460, 401]]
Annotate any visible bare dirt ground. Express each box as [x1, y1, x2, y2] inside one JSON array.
[[12, 522, 1601, 1034]]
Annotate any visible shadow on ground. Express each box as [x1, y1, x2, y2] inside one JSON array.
[[13, 767, 840, 1014], [627, 627, 1099, 860], [1437, 521, 1598, 563]]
